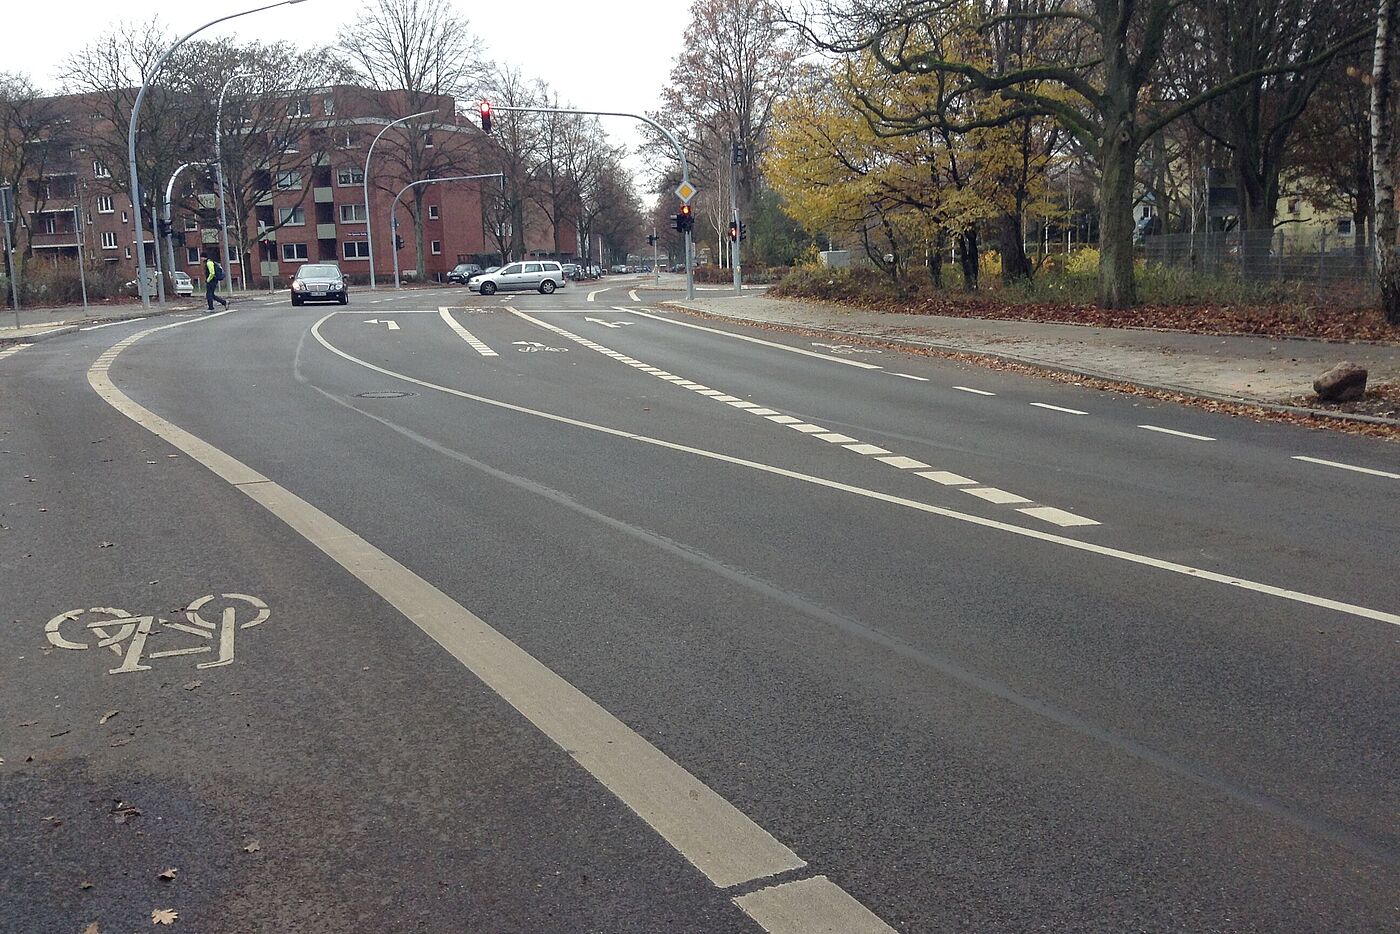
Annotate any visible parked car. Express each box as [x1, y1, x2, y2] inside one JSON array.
[[171, 271, 194, 297], [611, 264, 629, 274], [469, 260, 567, 295], [290, 262, 349, 305], [446, 262, 482, 284], [562, 263, 581, 280]]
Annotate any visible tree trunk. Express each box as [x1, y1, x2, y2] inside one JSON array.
[[1098, 123, 1139, 308], [958, 229, 979, 291], [926, 234, 944, 290], [998, 212, 1032, 283], [1373, 0, 1400, 323]]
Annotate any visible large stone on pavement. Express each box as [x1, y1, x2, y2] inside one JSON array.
[[1313, 362, 1368, 402]]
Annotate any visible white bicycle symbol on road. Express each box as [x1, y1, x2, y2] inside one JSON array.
[[811, 342, 882, 355], [513, 341, 568, 353], [45, 593, 269, 675]]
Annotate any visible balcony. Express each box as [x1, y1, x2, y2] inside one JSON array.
[[28, 231, 80, 249], [313, 187, 334, 204], [316, 223, 337, 240], [197, 193, 219, 210]]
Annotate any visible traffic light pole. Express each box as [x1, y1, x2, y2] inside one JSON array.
[[389, 173, 505, 289], [364, 109, 438, 290], [730, 150, 741, 296], [164, 162, 208, 293], [488, 104, 694, 301]]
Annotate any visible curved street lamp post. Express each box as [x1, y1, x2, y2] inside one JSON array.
[[389, 174, 505, 288], [362, 110, 438, 289]]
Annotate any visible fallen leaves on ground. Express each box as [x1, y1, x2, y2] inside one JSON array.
[[111, 800, 141, 824], [1289, 382, 1400, 420], [82, 923, 100, 934], [97, 542, 114, 548], [181, 680, 201, 692], [98, 710, 118, 725], [151, 908, 178, 925], [158, 868, 178, 881], [242, 840, 261, 853], [80, 881, 93, 890]]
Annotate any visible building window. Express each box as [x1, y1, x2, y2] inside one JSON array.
[[431, 240, 441, 255], [93, 160, 110, 178], [278, 206, 305, 226], [42, 215, 57, 234], [288, 98, 311, 118], [323, 96, 336, 117], [1338, 218, 1354, 236], [339, 203, 367, 223], [274, 134, 298, 153], [1288, 199, 1301, 215], [101, 231, 118, 249], [97, 195, 114, 213], [343, 240, 370, 259], [276, 171, 302, 190], [336, 167, 364, 186], [428, 204, 439, 219], [187, 247, 200, 264], [184, 216, 199, 231], [338, 131, 356, 149], [281, 242, 308, 262], [424, 132, 434, 148], [121, 210, 129, 224]]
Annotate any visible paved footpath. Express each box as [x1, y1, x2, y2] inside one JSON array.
[[669, 294, 1400, 411]]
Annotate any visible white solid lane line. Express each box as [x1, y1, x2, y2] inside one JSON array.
[[308, 318, 1400, 629], [736, 875, 895, 934], [1030, 402, 1088, 415], [626, 307, 883, 370], [1139, 425, 1216, 441], [1292, 455, 1400, 480], [953, 385, 995, 396], [80, 317, 148, 331], [91, 316, 901, 934], [437, 307, 498, 357]]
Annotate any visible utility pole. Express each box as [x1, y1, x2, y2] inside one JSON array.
[[73, 206, 88, 312], [2, 185, 18, 324], [363, 109, 437, 289], [215, 71, 254, 293], [731, 140, 744, 295]]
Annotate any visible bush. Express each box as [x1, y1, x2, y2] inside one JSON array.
[[1064, 246, 1100, 276], [11, 258, 129, 305], [771, 265, 899, 303]]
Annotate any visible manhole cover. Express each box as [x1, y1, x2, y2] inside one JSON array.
[[355, 391, 417, 399]]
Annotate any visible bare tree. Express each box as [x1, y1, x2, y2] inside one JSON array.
[[340, 0, 487, 277], [479, 65, 542, 262], [0, 72, 65, 291], [1373, 0, 1400, 322]]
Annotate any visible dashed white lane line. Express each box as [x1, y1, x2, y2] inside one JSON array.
[[510, 309, 1098, 529], [916, 471, 976, 486], [438, 307, 498, 357], [1139, 425, 1215, 442], [953, 385, 996, 396], [892, 372, 929, 381], [1292, 455, 1400, 480], [0, 343, 33, 362], [96, 313, 896, 934], [312, 316, 1400, 629], [1030, 402, 1088, 415], [628, 289, 641, 302], [80, 317, 148, 331], [625, 308, 883, 370], [1018, 506, 1103, 528]]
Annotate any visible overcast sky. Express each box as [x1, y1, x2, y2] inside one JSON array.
[[8, 0, 693, 202]]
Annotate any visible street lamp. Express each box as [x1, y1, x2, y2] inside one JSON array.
[[388, 174, 504, 288], [362, 109, 437, 289], [215, 71, 256, 292], [127, 0, 308, 308]]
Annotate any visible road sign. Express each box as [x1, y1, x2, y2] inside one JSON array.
[[675, 180, 696, 203]]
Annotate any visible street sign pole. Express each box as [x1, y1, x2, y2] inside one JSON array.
[[2, 186, 18, 324], [74, 206, 89, 312]]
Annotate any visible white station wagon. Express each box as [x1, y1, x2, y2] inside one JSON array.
[[468, 261, 567, 295]]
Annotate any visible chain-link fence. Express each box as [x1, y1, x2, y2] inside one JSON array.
[[1141, 229, 1374, 285]]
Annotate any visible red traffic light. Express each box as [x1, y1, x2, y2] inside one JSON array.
[[479, 100, 492, 133]]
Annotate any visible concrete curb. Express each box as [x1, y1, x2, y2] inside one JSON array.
[[0, 325, 80, 346], [0, 304, 201, 345], [661, 301, 1400, 429]]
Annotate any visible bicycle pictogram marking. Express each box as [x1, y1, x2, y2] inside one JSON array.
[[44, 593, 269, 675]]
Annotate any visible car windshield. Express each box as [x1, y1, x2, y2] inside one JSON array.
[[298, 265, 339, 279]]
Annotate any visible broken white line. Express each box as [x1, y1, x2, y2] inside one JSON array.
[[953, 386, 996, 396], [1139, 425, 1215, 441], [1030, 402, 1087, 415], [1291, 455, 1400, 479]]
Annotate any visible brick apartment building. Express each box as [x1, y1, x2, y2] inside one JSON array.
[[8, 85, 577, 288]]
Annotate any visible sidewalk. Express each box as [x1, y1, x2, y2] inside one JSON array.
[[0, 291, 269, 344], [665, 294, 1400, 422]]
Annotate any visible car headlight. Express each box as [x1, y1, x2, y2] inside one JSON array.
[[292, 281, 306, 291]]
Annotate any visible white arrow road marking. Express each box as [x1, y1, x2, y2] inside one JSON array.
[[628, 289, 641, 302], [364, 319, 400, 330], [586, 288, 608, 302], [584, 318, 632, 328]]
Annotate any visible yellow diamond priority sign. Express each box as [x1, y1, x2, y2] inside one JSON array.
[[674, 180, 697, 203]]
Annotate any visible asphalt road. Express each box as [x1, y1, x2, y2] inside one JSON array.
[[1, 277, 1397, 932]]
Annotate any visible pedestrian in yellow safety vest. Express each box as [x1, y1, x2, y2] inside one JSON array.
[[203, 251, 229, 312]]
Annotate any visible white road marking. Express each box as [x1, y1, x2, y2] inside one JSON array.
[[766, 415, 802, 424], [953, 386, 995, 396], [1030, 402, 1087, 415], [748, 408, 780, 416], [89, 316, 890, 916], [364, 318, 400, 330], [892, 372, 929, 381], [307, 319, 1400, 629], [626, 308, 883, 369], [736, 875, 895, 934], [813, 432, 859, 444], [80, 317, 148, 331], [586, 288, 606, 302], [585, 317, 632, 328], [844, 443, 891, 456], [963, 487, 1033, 505], [876, 456, 931, 470], [1291, 455, 1400, 480], [917, 471, 976, 486], [0, 343, 33, 362], [438, 308, 498, 357], [628, 289, 641, 302], [788, 424, 829, 433], [1138, 425, 1215, 441], [1017, 506, 1101, 528]]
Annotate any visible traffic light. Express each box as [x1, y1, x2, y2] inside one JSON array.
[[204, 165, 218, 190], [479, 100, 492, 134], [156, 219, 171, 238], [677, 203, 694, 233], [728, 220, 738, 242], [646, 233, 657, 246], [739, 222, 748, 242], [394, 234, 404, 250]]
